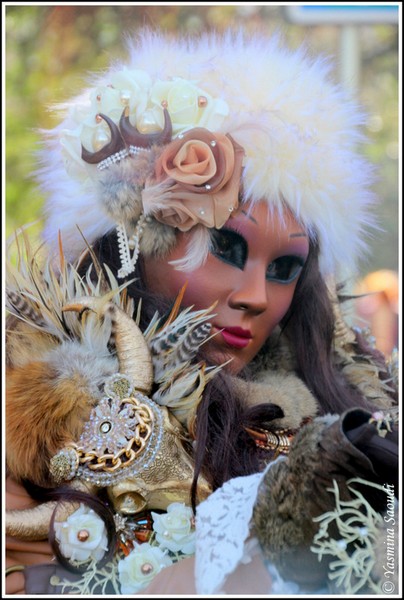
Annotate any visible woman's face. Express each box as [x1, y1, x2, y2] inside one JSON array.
[[143, 202, 309, 374]]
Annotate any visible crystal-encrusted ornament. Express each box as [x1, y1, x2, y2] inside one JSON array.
[[49, 447, 79, 484]]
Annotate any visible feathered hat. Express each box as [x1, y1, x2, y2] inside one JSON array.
[[38, 29, 376, 279]]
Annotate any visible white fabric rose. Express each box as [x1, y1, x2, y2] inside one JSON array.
[[54, 504, 108, 563], [118, 542, 173, 594], [63, 70, 151, 159], [151, 502, 196, 554], [109, 68, 152, 116], [59, 70, 229, 173], [150, 78, 229, 135]]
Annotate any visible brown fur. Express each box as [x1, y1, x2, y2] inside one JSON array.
[[96, 147, 161, 223], [6, 360, 95, 487], [6, 318, 56, 369], [231, 371, 319, 429], [252, 416, 336, 587], [252, 410, 393, 591]]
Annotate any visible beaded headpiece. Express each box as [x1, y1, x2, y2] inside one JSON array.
[[39, 29, 377, 279]]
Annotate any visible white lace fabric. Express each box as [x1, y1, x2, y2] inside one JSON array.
[[194, 457, 286, 595]]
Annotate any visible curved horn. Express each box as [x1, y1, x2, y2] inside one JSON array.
[[120, 106, 172, 148], [6, 481, 96, 541], [110, 305, 153, 394], [6, 501, 60, 541], [63, 297, 153, 395], [81, 113, 125, 164]]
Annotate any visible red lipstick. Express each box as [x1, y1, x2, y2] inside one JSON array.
[[220, 326, 252, 349]]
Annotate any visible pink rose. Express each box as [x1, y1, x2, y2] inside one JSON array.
[[145, 128, 244, 231]]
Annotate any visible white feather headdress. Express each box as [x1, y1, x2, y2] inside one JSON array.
[[38, 29, 377, 279]]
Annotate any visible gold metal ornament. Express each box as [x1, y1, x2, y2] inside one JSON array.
[[62, 296, 153, 394], [107, 406, 211, 514], [5, 480, 96, 541]]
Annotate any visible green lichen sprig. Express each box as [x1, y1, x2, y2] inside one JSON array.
[[310, 477, 389, 594]]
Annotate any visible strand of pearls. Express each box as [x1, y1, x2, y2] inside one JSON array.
[[117, 214, 146, 279]]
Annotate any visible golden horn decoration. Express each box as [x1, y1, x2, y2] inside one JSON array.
[[109, 304, 153, 395], [61, 294, 113, 317], [6, 481, 96, 541], [63, 297, 153, 395], [6, 501, 59, 541]]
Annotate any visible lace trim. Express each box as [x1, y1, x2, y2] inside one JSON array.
[[194, 457, 286, 594]]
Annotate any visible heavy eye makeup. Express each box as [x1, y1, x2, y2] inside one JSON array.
[[210, 228, 247, 269], [210, 228, 306, 283], [266, 255, 305, 283]]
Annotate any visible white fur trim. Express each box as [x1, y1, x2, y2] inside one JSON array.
[[38, 29, 377, 278]]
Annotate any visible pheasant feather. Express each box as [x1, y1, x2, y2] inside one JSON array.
[[6, 231, 134, 343]]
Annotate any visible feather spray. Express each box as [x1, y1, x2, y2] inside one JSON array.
[[143, 287, 223, 429]]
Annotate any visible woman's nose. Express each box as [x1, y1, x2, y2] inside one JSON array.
[[228, 266, 268, 314]]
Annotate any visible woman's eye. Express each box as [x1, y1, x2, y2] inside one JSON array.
[[266, 256, 305, 283], [210, 229, 247, 269]]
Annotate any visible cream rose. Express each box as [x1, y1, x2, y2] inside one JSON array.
[[118, 543, 173, 594], [151, 502, 196, 554], [62, 70, 151, 162], [144, 127, 244, 230], [150, 78, 229, 135], [59, 70, 232, 175], [109, 68, 152, 116], [54, 504, 108, 563]]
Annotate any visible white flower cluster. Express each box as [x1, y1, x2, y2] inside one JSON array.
[[55, 501, 196, 594], [54, 504, 108, 563], [119, 502, 196, 593], [151, 501, 196, 554], [118, 543, 173, 594], [60, 68, 229, 179]]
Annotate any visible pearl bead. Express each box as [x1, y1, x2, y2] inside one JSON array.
[[137, 110, 161, 134], [199, 209, 205, 215], [120, 90, 131, 106], [210, 140, 217, 147], [77, 529, 90, 542], [141, 562, 154, 575], [92, 128, 110, 151], [205, 184, 211, 190]]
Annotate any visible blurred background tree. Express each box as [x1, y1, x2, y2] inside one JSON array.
[[5, 3, 399, 277]]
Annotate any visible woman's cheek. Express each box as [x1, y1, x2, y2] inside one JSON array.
[[266, 284, 298, 328], [181, 273, 214, 308]]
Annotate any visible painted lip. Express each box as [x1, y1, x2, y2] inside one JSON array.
[[219, 326, 252, 349]]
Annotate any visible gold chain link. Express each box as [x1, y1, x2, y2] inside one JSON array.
[[76, 397, 154, 473]]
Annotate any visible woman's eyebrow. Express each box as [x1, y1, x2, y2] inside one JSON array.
[[289, 232, 308, 238], [241, 210, 258, 225]]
